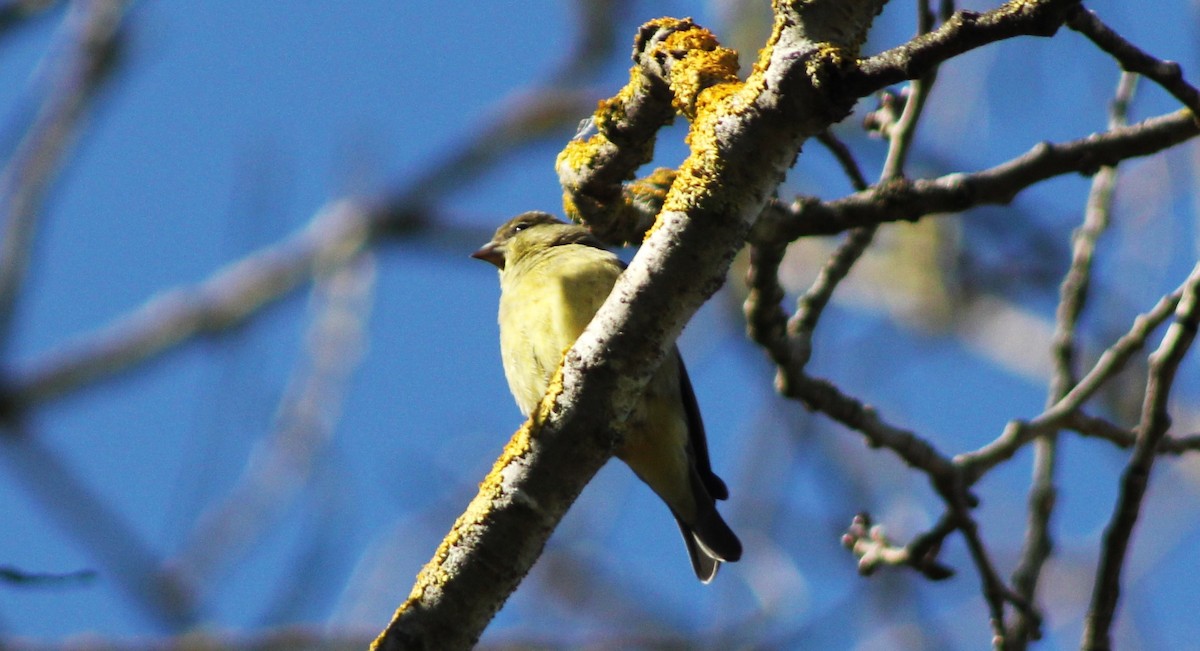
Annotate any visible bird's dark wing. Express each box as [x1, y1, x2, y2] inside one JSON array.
[[678, 356, 729, 501]]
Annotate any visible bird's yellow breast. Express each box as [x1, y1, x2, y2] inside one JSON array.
[[497, 243, 622, 415], [495, 236, 698, 520]]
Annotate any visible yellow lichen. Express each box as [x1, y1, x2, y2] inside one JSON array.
[[650, 26, 740, 119], [534, 359, 567, 424], [561, 192, 581, 223], [752, 12, 785, 78], [806, 43, 849, 87], [377, 374, 548, 641], [555, 134, 607, 185], [627, 167, 675, 215]]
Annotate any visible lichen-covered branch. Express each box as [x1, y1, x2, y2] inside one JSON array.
[[375, 3, 890, 648], [376, 1, 1200, 648], [554, 19, 689, 243]]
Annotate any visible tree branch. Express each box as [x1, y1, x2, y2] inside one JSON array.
[[1005, 71, 1136, 650], [1, 200, 393, 415], [1082, 261, 1200, 650], [754, 108, 1198, 240], [1066, 6, 1200, 118], [0, 0, 125, 353], [959, 283, 1183, 479], [849, 0, 1082, 95], [373, 3, 889, 647]]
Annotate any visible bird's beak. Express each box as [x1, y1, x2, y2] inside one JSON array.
[[471, 241, 505, 269]]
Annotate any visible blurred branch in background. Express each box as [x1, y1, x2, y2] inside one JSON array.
[[0, 426, 196, 628], [0, 0, 125, 356], [170, 252, 376, 599], [0, 564, 93, 586], [0, 1, 602, 644], [4, 81, 596, 415], [2, 0, 1200, 649], [0, 0, 61, 41], [3, 625, 375, 651], [4, 199, 382, 411]]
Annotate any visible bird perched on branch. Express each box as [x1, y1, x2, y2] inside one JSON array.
[[472, 211, 741, 582]]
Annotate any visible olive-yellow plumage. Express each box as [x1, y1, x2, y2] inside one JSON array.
[[473, 211, 741, 582]]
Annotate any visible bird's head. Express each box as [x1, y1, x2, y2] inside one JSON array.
[[471, 212, 602, 269]]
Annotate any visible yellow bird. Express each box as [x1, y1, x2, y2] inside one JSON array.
[[473, 211, 741, 582]]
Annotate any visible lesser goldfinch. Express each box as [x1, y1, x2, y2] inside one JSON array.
[[473, 211, 741, 582]]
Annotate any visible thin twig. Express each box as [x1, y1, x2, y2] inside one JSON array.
[[958, 283, 1182, 478], [784, 226, 876, 370], [787, 61, 938, 366], [1066, 6, 1200, 118], [756, 109, 1199, 240], [1004, 71, 1137, 650], [788, 373, 957, 478], [0, 0, 125, 353], [1082, 262, 1200, 650], [0, 200, 380, 415], [171, 253, 375, 593], [849, 0, 1083, 96], [843, 512, 956, 580], [815, 131, 870, 192], [937, 470, 1039, 646], [742, 133, 869, 374]]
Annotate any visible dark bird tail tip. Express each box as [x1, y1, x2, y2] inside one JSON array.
[[679, 515, 742, 583]]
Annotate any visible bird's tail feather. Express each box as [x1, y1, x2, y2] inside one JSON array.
[[677, 502, 742, 583]]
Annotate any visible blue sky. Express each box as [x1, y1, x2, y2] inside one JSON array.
[[1, 2, 1198, 649]]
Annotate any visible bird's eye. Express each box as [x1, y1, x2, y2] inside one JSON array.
[[512, 221, 531, 233]]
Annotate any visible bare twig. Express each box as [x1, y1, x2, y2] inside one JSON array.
[[783, 226, 876, 369], [171, 253, 375, 592], [785, 59, 938, 367], [788, 373, 957, 478], [1082, 262, 1200, 650], [753, 18, 1036, 637], [1067, 6, 1200, 118], [937, 471, 1039, 645], [756, 108, 1198, 240], [958, 284, 1182, 478], [1, 200, 388, 414], [815, 130, 870, 191], [849, 0, 1082, 96], [1005, 71, 1137, 650], [842, 512, 956, 580], [0, 0, 125, 353]]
